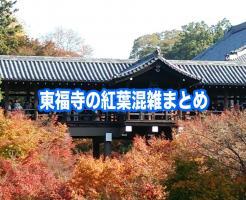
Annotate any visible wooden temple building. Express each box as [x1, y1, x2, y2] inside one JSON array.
[[0, 49, 246, 156]]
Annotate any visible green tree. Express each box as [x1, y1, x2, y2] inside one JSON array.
[[129, 30, 180, 59], [130, 19, 231, 60], [169, 19, 231, 59], [212, 18, 231, 43], [0, 0, 24, 55], [165, 159, 239, 200]]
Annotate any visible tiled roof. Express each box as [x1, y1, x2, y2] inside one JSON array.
[[0, 51, 246, 86], [0, 55, 134, 82], [226, 45, 246, 62], [114, 49, 199, 80], [193, 22, 246, 61], [234, 54, 246, 62], [170, 60, 246, 85]]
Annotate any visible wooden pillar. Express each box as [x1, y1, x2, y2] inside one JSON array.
[[165, 127, 173, 140], [92, 138, 100, 159], [104, 141, 112, 158], [140, 112, 144, 120], [4, 84, 9, 116], [224, 93, 229, 110], [104, 133, 112, 158], [34, 89, 39, 120], [127, 112, 130, 120], [234, 95, 239, 110], [165, 111, 168, 120], [26, 90, 31, 103], [179, 110, 183, 120]]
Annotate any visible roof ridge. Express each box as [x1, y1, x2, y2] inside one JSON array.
[[158, 56, 200, 80], [225, 21, 246, 36], [114, 50, 200, 81], [0, 55, 136, 63], [169, 59, 246, 66], [0, 51, 245, 85], [193, 34, 229, 60], [230, 45, 246, 53], [226, 45, 246, 61]]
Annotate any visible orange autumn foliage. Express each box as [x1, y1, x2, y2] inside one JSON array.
[[70, 111, 246, 199], [176, 111, 246, 175], [0, 110, 74, 199], [169, 111, 246, 200], [71, 137, 175, 200], [0, 153, 72, 200], [0, 109, 245, 199]]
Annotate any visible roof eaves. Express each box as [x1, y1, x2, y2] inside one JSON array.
[[0, 55, 136, 64], [112, 49, 160, 79], [112, 49, 201, 81], [158, 56, 200, 80]]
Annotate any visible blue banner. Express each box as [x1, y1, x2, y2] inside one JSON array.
[[38, 88, 210, 112]]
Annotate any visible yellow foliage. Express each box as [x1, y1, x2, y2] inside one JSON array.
[[0, 111, 45, 158], [70, 137, 173, 199]]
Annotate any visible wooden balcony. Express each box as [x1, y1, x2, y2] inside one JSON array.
[[8, 109, 224, 137], [20, 109, 223, 125]]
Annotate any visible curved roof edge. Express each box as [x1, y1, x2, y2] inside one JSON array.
[[113, 49, 200, 81], [0, 51, 246, 86]]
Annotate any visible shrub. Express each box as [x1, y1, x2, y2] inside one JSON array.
[[0, 110, 74, 199], [165, 159, 238, 200], [170, 111, 246, 200], [70, 136, 174, 199], [176, 111, 246, 175]]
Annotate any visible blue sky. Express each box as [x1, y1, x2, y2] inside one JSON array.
[[16, 0, 246, 59]]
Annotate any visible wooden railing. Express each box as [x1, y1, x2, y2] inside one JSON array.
[[16, 109, 224, 124], [126, 111, 180, 121]]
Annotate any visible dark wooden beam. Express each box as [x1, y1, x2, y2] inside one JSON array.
[[92, 138, 100, 159], [34, 87, 39, 120], [4, 84, 9, 116]]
